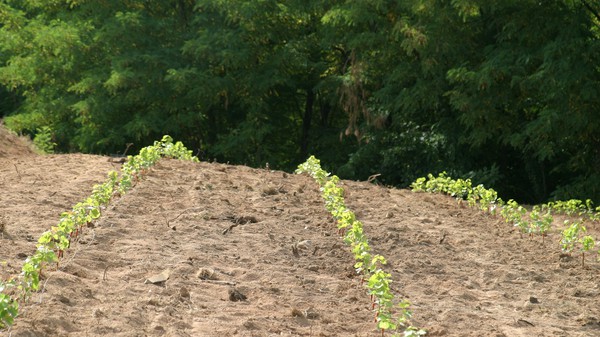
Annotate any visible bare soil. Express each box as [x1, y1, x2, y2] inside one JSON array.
[[0, 123, 36, 158], [1, 127, 599, 337]]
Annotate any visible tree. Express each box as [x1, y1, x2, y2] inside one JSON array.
[[445, 0, 600, 201], [0, 0, 198, 153], [322, 0, 600, 202], [1, 0, 598, 202]]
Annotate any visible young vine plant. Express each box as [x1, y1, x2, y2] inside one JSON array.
[[297, 156, 426, 337], [411, 172, 599, 267], [0, 135, 198, 329]]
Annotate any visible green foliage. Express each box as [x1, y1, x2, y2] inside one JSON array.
[[579, 234, 596, 266], [296, 155, 330, 186], [559, 221, 598, 266], [338, 124, 452, 187], [3, 111, 47, 138], [32, 126, 56, 154], [442, 1, 600, 203], [0, 281, 18, 328], [325, 0, 600, 203], [1, 0, 599, 202], [580, 236, 595, 253], [503, 200, 528, 234], [560, 220, 585, 254], [546, 199, 599, 222], [529, 206, 553, 240], [0, 1, 203, 153]]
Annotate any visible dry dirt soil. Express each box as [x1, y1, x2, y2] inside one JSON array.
[[1, 127, 600, 337]]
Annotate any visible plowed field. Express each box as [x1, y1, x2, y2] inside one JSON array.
[[1, 127, 599, 336]]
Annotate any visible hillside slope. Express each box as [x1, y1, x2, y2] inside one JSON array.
[[0, 123, 36, 158], [1, 151, 599, 336]]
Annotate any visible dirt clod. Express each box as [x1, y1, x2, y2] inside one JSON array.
[[228, 288, 247, 302], [196, 268, 216, 280], [180, 287, 190, 299]]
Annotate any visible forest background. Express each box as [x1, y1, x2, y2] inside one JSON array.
[[0, 0, 598, 204]]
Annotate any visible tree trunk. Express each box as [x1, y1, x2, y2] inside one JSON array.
[[207, 108, 217, 145], [300, 88, 314, 159], [320, 99, 331, 127]]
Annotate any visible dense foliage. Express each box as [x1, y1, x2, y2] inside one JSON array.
[[1, 0, 598, 203]]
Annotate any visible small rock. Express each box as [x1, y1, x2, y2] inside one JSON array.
[[243, 320, 259, 330], [197, 268, 216, 280], [559, 253, 573, 262], [300, 278, 316, 285], [153, 325, 166, 336], [144, 269, 171, 284], [305, 307, 319, 319], [307, 265, 319, 272], [296, 240, 311, 250], [529, 296, 539, 304], [56, 295, 71, 305], [180, 287, 190, 299], [228, 288, 247, 302], [92, 308, 105, 318], [292, 240, 312, 256], [261, 187, 278, 196]]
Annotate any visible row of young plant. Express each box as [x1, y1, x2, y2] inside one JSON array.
[[411, 172, 600, 266], [296, 156, 425, 337], [0, 135, 198, 329]]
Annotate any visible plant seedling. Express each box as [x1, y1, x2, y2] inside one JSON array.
[[579, 236, 595, 267], [530, 206, 552, 243], [560, 220, 585, 255]]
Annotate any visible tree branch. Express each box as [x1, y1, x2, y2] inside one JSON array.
[[581, 0, 600, 25]]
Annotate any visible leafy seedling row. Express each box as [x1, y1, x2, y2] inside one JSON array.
[[296, 156, 425, 337], [411, 172, 600, 267], [0, 136, 198, 329]]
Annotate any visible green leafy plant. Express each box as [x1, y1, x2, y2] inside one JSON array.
[[0, 281, 18, 328], [296, 155, 330, 186], [448, 178, 473, 200], [560, 220, 585, 254], [33, 126, 56, 154], [529, 206, 553, 242], [546, 199, 599, 222], [592, 207, 600, 222], [478, 188, 502, 215], [501, 200, 528, 235], [579, 236, 595, 267], [410, 172, 503, 217], [410, 177, 427, 191]]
